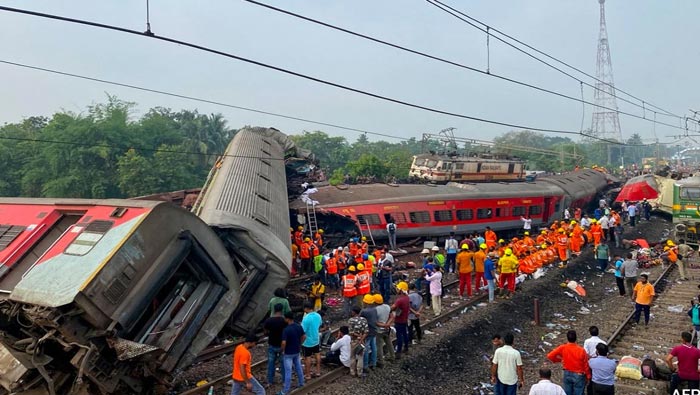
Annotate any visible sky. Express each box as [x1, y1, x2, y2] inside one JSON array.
[[0, 0, 698, 146]]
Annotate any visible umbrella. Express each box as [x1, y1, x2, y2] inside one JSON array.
[[615, 175, 659, 202]]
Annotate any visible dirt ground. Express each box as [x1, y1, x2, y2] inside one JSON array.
[[302, 215, 675, 395]]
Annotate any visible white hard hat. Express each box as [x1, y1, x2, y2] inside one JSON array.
[[421, 248, 430, 254], [431, 246, 440, 252]]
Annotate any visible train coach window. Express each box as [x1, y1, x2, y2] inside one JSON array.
[[455, 163, 464, 170], [433, 210, 453, 222], [65, 220, 113, 256], [356, 214, 381, 225], [680, 187, 700, 200], [426, 160, 438, 168], [529, 206, 542, 216], [456, 209, 473, 221], [495, 208, 508, 217], [511, 206, 526, 217], [476, 208, 492, 219], [385, 212, 407, 224], [409, 211, 431, 223]]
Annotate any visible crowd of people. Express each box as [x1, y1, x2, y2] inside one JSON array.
[[228, 200, 696, 395]]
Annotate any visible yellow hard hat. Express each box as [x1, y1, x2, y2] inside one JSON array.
[[318, 229, 324, 234], [667, 240, 675, 246], [570, 220, 576, 225], [362, 236, 367, 241], [569, 233, 573, 237], [372, 294, 384, 304], [396, 281, 408, 292], [348, 265, 356, 272], [498, 239, 505, 244], [540, 244, 548, 249], [504, 248, 513, 256], [363, 294, 374, 305], [304, 237, 311, 241], [524, 231, 529, 236], [541, 230, 547, 234], [480, 243, 487, 250], [591, 219, 597, 224], [558, 228, 564, 233], [357, 263, 365, 271], [298, 226, 303, 230], [461, 244, 469, 249]]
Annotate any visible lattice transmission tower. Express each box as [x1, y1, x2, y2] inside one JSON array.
[[590, 0, 622, 142]]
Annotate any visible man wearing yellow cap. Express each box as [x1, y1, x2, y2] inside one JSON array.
[[498, 248, 519, 298]]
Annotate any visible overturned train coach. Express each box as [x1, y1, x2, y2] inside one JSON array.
[[0, 127, 294, 394], [294, 169, 615, 240], [0, 200, 238, 394]]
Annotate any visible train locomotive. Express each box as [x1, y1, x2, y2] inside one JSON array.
[[0, 127, 296, 394], [295, 169, 614, 240]]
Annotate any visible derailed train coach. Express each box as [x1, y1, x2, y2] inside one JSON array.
[[0, 127, 297, 394], [0, 199, 239, 394]]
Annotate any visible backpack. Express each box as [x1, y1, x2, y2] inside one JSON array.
[[388, 223, 396, 233], [641, 358, 658, 379]]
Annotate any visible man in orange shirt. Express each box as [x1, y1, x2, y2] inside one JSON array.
[[547, 330, 590, 395], [485, 227, 497, 249], [231, 334, 265, 395], [473, 244, 487, 292], [632, 274, 655, 326]]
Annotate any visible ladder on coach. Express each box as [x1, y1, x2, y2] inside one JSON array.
[[356, 217, 376, 247], [306, 202, 319, 239]]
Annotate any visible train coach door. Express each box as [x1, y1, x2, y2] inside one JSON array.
[[542, 197, 553, 223]]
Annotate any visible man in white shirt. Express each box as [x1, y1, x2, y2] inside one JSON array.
[[598, 215, 610, 241], [491, 333, 524, 393], [583, 326, 606, 358], [520, 216, 532, 232], [580, 215, 591, 228], [529, 368, 566, 395], [322, 326, 351, 368]]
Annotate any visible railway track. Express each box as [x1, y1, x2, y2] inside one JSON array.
[[178, 277, 473, 395], [602, 263, 699, 395]]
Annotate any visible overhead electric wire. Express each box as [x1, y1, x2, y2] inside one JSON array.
[[0, 5, 671, 147], [243, 0, 685, 132], [425, 0, 683, 120], [0, 59, 406, 142]]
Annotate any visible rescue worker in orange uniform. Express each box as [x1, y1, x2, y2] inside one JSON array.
[[570, 222, 583, 256], [342, 266, 357, 317], [590, 219, 603, 246], [299, 237, 313, 274], [473, 243, 487, 292], [522, 231, 535, 249], [348, 238, 360, 257], [335, 247, 347, 276], [325, 252, 339, 290], [360, 237, 369, 254], [293, 226, 304, 247], [485, 227, 497, 249], [314, 229, 324, 248], [556, 229, 569, 267], [355, 263, 371, 303], [536, 230, 548, 245], [456, 244, 474, 298]]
